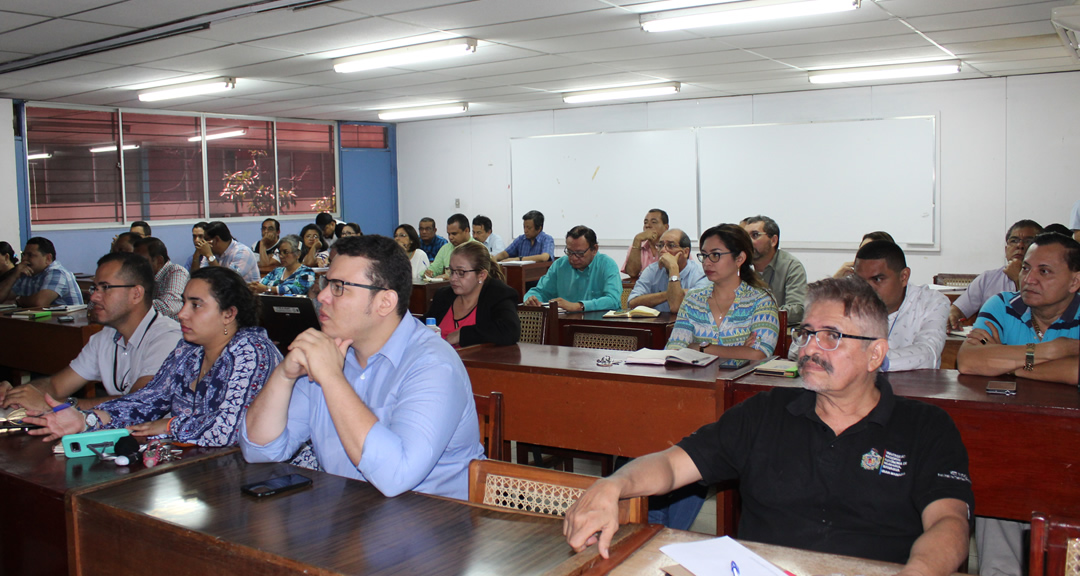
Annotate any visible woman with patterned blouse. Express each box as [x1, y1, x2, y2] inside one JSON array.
[[666, 224, 779, 360], [28, 267, 281, 447], [250, 235, 315, 296]]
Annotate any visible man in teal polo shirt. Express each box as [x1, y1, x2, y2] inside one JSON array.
[[523, 225, 621, 312]]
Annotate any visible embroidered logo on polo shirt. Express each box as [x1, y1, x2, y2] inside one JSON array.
[[860, 448, 883, 471], [860, 448, 908, 477]]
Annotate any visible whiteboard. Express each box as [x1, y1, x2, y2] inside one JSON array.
[[698, 117, 937, 246], [510, 130, 699, 245]]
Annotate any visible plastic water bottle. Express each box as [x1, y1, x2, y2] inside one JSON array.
[[425, 317, 441, 335]]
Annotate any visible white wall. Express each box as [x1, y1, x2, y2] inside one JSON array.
[[402, 72, 1080, 285], [0, 99, 19, 249]]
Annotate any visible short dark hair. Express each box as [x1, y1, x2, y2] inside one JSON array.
[[805, 275, 889, 339], [862, 231, 894, 244], [419, 217, 436, 227], [315, 212, 335, 227], [130, 221, 151, 235], [856, 240, 907, 272], [26, 237, 56, 259], [203, 221, 233, 243], [133, 236, 170, 263], [699, 224, 768, 291], [741, 215, 780, 244], [1043, 223, 1071, 238], [334, 235, 413, 318], [566, 225, 597, 247], [190, 267, 260, 328], [395, 224, 421, 253], [300, 223, 329, 256], [1006, 219, 1042, 242], [472, 215, 493, 232], [0, 241, 16, 265], [648, 209, 669, 226], [447, 213, 469, 231], [1032, 232, 1080, 272], [193, 221, 209, 232], [523, 210, 544, 230], [342, 222, 362, 236], [96, 251, 155, 300], [112, 232, 141, 253], [262, 218, 280, 232]]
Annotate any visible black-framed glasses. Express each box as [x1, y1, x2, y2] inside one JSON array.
[[696, 250, 733, 263], [88, 283, 136, 295], [1006, 236, 1034, 247], [791, 327, 879, 351], [326, 278, 387, 297], [448, 268, 480, 278], [564, 248, 591, 258]]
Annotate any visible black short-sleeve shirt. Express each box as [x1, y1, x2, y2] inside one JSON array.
[[677, 374, 974, 564]]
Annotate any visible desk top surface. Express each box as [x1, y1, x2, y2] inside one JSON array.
[[74, 452, 652, 576], [0, 308, 96, 329], [561, 310, 677, 326]]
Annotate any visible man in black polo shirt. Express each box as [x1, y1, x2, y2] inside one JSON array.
[[566, 276, 974, 574]]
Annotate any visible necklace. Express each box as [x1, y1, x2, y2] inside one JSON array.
[[710, 288, 727, 325], [1031, 316, 1044, 340]]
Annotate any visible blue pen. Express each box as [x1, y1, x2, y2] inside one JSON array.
[[50, 402, 72, 413]]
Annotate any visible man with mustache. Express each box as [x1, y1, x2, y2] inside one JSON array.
[[566, 275, 974, 576]]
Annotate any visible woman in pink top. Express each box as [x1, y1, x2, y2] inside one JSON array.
[[425, 242, 520, 347]]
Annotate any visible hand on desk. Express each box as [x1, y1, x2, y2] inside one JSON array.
[[549, 298, 583, 312], [965, 325, 1000, 347], [0, 381, 48, 412], [25, 394, 87, 442], [445, 329, 460, 347], [947, 306, 967, 332], [564, 477, 622, 559], [524, 295, 542, 307], [129, 418, 169, 437]]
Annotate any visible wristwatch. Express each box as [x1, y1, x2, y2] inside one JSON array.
[[82, 408, 100, 430], [669, 274, 680, 283], [1023, 343, 1036, 371], [207, 255, 217, 263]]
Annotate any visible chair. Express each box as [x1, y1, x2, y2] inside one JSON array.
[[1031, 512, 1080, 576], [620, 278, 636, 309], [473, 391, 505, 461], [468, 459, 647, 524], [516, 304, 559, 345], [933, 273, 978, 289], [561, 324, 652, 351], [776, 309, 789, 359]]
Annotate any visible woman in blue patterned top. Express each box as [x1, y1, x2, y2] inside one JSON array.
[[249, 235, 315, 296], [29, 267, 281, 447], [666, 224, 779, 360]]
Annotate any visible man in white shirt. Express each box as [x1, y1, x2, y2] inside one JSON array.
[[472, 215, 505, 255], [0, 252, 181, 412], [947, 220, 1042, 330]]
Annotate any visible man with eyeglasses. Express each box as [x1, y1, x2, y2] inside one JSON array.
[[627, 229, 709, 313], [0, 252, 181, 413], [947, 219, 1043, 331], [740, 215, 808, 324], [425, 213, 480, 278], [417, 217, 448, 262], [566, 275, 974, 575], [523, 225, 621, 312], [241, 235, 484, 499], [0, 237, 83, 308]]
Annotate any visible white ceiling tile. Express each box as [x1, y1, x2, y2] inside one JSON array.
[[0, 18, 134, 54], [944, 33, 1063, 55], [876, 0, 1061, 19], [600, 49, 769, 73], [0, 11, 49, 34], [926, 21, 1059, 44], [718, 20, 913, 50], [524, 71, 669, 92], [71, 0, 262, 27], [189, 6, 370, 44], [392, 44, 544, 74], [243, 17, 433, 55], [435, 54, 582, 79], [333, 71, 463, 91], [776, 46, 953, 70], [0, 58, 117, 82], [752, 33, 931, 60], [145, 45, 302, 73], [964, 46, 1074, 64], [332, 0, 464, 17], [904, 1, 1064, 32], [79, 36, 230, 66], [976, 56, 1080, 73], [450, 8, 635, 43], [3, 80, 104, 100], [0, 0, 117, 18], [243, 85, 354, 102], [387, 0, 606, 30]]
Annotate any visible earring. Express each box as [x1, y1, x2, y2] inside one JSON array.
[[223, 325, 229, 336]]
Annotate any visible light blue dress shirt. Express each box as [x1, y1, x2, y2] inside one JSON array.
[[627, 259, 710, 313], [523, 253, 622, 311], [239, 315, 484, 499]]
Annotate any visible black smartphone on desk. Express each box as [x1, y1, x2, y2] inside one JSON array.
[[241, 474, 312, 498], [986, 381, 1017, 396]]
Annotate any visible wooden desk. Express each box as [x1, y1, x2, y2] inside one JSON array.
[[500, 260, 553, 299], [408, 281, 445, 315], [727, 370, 1080, 526], [941, 335, 964, 369], [558, 310, 676, 350], [69, 452, 661, 576], [0, 432, 232, 576], [0, 309, 103, 375]]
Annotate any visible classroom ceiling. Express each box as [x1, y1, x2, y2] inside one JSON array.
[[0, 0, 1078, 123]]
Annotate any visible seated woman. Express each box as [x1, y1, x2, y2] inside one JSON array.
[[299, 224, 330, 268], [27, 267, 282, 447], [249, 235, 315, 296], [425, 242, 520, 347], [394, 224, 429, 283], [339, 222, 362, 237], [833, 230, 894, 278], [667, 223, 779, 360]]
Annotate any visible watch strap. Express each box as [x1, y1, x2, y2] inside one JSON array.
[[1023, 342, 1036, 371]]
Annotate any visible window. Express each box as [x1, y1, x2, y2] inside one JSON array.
[[122, 112, 205, 221], [340, 124, 387, 149], [276, 122, 336, 214], [206, 117, 274, 219]]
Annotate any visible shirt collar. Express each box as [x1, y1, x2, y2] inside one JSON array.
[[787, 373, 895, 428], [1011, 291, 1080, 328], [112, 307, 158, 348]]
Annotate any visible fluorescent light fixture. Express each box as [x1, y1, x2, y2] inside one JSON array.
[[124, 75, 217, 91], [27, 153, 52, 160], [321, 32, 460, 60], [563, 82, 681, 104], [188, 129, 247, 142], [89, 144, 140, 153], [640, 0, 859, 32], [628, 0, 743, 13], [808, 59, 961, 84], [377, 103, 468, 121], [138, 77, 236, 102], [334, 38, 477, 73]]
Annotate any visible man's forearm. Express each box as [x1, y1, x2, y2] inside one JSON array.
[[605, 447, 699, 498], [244, 368, 296, 445], [900, 515, 969, 576], [957, 344, 1026, 376], [321, 373, 378, 467], [628, 291, 667, 309], [1019, 356, 1080, 385], [190, 252, 203, 271], [522, 253, 549, 262], [624, 245, 642, 277]]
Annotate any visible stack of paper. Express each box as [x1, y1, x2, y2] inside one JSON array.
[[753, 358, 799, 377], [626, 348, 718, 367], [661, 536, 790, 576], [603, 306, 660, 318]]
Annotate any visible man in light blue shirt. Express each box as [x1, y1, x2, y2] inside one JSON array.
[[0, 237, 82, 307], [627, 229, 709, 313], [472, 215, 505, 255], [241, 235, 483, 500], [195, 221, 260, 283], [524, 225, 622, 312], [495, 210, 555, 262]]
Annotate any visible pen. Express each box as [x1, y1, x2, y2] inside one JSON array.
[[28, 403, 71, 418]]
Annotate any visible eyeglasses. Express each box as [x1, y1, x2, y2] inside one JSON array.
[[326, 278, 387, 297], [564, 248, 591, 258], [1006, 236, 1034, 247], [278, 249, 296, 256], [88, 283, 136, 295], [696, 251, 733, 263], [448, 268, 479, 278], [656, 242, 683, 251], [747, 231, 769, 240], [791, 327, 879, 351]]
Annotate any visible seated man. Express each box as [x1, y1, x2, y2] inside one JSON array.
[[0, 252, 181, 412], [417, 217, 448, 262], [254, 218, 282, 269], [316, 212, 340, 248], [494, 210, 555, 262], [741, 215, 808, 324], [425, 213, 479, 278], [627, 228, 709, 313], [566, 275, 973, 575], [472, 215, 505, 255], [195, 221, 260, 283], [240, 235, 484, 499], [623, 208, 669, 278], [523, 226, 621, 312], [129, 221, 152, 237], [187, 221, 209, 271], [111, 231, 142, 253], [133, 237, 189, 321], [0, 237, 83, 307], [948, 220, 1042, 330]]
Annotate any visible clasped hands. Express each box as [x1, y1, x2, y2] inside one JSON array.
[[281, 328, 354, 385]]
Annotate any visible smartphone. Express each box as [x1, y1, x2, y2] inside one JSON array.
[[62, 429, 132, 458], [57, 316, 75, 323], [986, 381, 1017, 396], [241, 474, 313, 498]]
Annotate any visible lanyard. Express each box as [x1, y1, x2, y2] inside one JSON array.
[[112, 311, 159, 394]]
